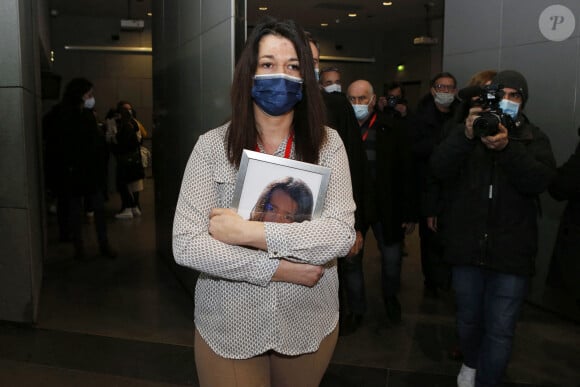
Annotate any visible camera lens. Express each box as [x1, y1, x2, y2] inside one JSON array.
[[473, 113, 500, 137]]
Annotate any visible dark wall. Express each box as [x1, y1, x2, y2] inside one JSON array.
[[152, 0, 237, 294], [0, 0, 44, 323]]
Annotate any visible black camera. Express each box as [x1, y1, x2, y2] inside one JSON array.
[[386, 95, 399, 108], [472, 84, 515, 137]]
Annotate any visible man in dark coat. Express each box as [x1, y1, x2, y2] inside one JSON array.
[[430, 70, 556, 386], [308, 36, 370, 335], [347, 79, 417, 324], [410, 72, 460, 296], [547, 129, 580, 309], [43, 78, 115, 259]]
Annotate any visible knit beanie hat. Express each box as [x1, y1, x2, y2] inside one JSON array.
[[493, 70, 529, 105]]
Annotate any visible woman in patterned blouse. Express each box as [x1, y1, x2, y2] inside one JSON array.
[[173, 17, 355, 387]]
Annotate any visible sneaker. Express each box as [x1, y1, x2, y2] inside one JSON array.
[[131, 206, 142, 217], [115, 208, 133, 219], [457, 364, 476, 387]]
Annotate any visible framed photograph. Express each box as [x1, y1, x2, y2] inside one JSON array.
[[231, 150, 331, 222]]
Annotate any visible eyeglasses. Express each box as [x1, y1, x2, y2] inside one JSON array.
[[433, 84, 456, 92]]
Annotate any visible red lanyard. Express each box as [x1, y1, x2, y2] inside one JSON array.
[[255, 132, 294, 159], [361, 113, 377, 142]]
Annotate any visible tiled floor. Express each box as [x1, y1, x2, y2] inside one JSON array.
[[1, 177, 579, 386]]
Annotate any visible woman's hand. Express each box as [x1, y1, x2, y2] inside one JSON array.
[[209, 208, 267, 249], [209, 208, 247, 245], [272, 259, 325, 287]]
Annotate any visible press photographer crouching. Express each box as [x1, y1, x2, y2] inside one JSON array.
[[430, 70, 556, 387]]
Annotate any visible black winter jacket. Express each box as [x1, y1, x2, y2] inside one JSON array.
[[322, 91, 370, 232], [430, 117, 556, 276], [42, 104, 108, 196], [364, 111, 418, 244]]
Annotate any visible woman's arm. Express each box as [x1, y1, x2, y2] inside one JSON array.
[[172, 134, 279, 286], [205, 130, 355, 266], [261, 131, 356, 265]]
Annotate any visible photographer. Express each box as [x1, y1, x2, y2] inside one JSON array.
[[430, 70, 556, 387], [378, 81, 408, 118]]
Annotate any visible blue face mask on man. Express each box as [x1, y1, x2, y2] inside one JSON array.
[[251, 74, 303, 116], [499, 98, 520, 120]]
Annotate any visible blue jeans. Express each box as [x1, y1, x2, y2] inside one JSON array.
[[372, 222, 402, 300], [452, 266, 528, 387]]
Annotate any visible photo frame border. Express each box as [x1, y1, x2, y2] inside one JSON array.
[[231, 150, 331, 219]]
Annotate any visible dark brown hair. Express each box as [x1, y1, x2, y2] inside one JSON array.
[[250, 177, 314, 223], [227, 17, 326, 167], [430, 72, 457, 88]]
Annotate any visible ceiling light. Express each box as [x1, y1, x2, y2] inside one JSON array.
[[397, 64, 405, 71], [348, 13, 357, 17], [147, 12, 152, 16], [320, 23, 329, 27], [383, 2, 393, 6], [259, 7, 268, 11]]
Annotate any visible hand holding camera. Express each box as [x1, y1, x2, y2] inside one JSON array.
[[465, 106, 508, 150], [378, 95, 408, 116]]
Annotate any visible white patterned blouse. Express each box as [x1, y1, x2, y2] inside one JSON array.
[[172, 123, 356, 359]]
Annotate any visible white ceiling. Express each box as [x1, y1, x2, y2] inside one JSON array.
[[49, 0, 444, 33]]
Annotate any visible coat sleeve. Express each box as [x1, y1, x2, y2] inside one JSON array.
[[430, 127, 478, 181], [172, 136, 279, 287], [495, 129, 556, 195], [549, 141, 580, 201]]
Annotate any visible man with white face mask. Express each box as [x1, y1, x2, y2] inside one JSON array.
[[319, 67, 342, 94], [410, 72, 459, 298], [431, 70, 556, 387], [347, 79, 417, 326]]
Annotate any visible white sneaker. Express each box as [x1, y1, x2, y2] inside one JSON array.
[[457, 364, 476, 387], [115, 208, 133, 219], [131, 207, 142, 216]]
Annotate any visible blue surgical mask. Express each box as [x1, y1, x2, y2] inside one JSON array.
[[353, 104, 370, 121], [352, 96, 374, 121], [499, 99, 520, 119], [314, 68, 320, 82], [251, 74, 303, 116]]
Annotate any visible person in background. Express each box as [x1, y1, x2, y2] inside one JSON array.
[[378, 81, 409, 118], [308, 34, 370, 335], [410, 72, 459, 297], [319, 66, 342, 94], [42, 77, 116, 259], [435, 69, 498, 363], [107, 101, 145, 219], [347, 79, 417, 325], [172, 17, 355, 386], [547, 127, 580, 310], [430, 70, 556, 387]]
